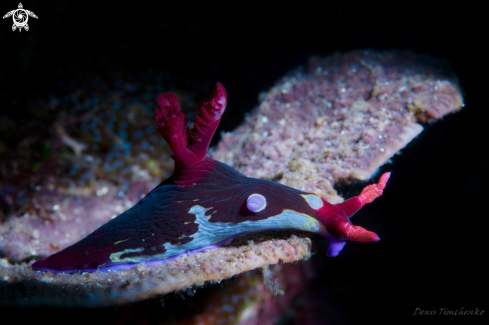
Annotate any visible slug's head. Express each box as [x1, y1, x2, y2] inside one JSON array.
[[301, 172, 390, 256], [231, 171, 390, 257], [201, 168, 391, 258]]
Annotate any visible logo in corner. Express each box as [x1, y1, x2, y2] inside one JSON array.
[[3, 3, 38, 32]]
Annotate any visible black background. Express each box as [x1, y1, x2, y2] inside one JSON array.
[[0, 1, 487, 324]]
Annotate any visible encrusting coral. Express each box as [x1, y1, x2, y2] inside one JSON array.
[[0, 50, 463, 307], [213, 50, 462, 203], [0, 236, 311, 307]]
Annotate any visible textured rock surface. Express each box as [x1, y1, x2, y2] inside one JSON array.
[[0, 236, 311, 307], [0, 50, 463, 307], [212, 50, 463, 203]]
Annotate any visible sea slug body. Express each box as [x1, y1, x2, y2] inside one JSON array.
[[32, 82, 389, 273]]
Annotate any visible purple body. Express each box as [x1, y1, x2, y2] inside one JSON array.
[[32, 83, 387, 273]]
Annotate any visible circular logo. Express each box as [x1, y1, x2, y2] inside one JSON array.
[[13, 9, 28, 28]]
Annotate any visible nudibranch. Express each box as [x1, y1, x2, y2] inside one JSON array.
[[32, 82, 390, 273]]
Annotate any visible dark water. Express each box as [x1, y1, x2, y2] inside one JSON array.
[[0, 1, 486, 324]]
